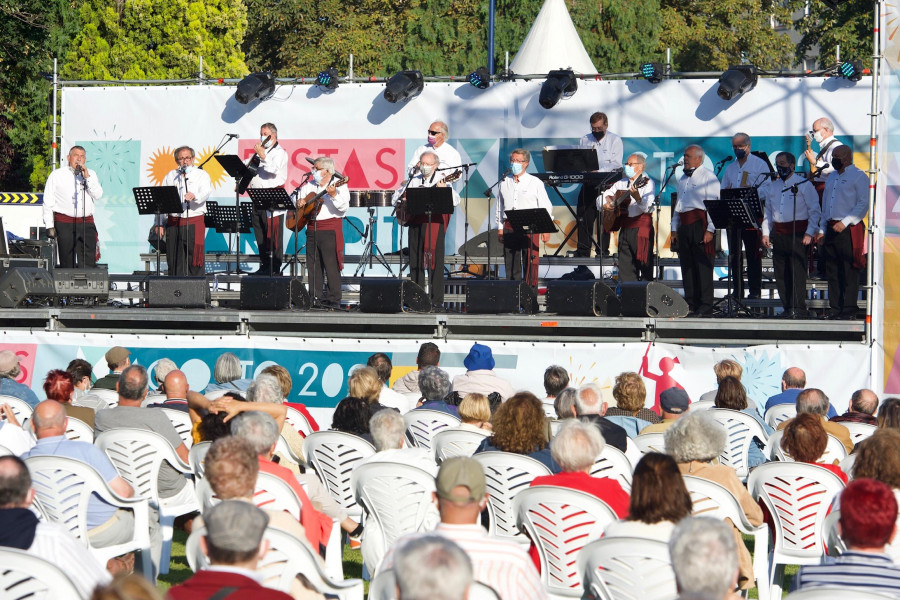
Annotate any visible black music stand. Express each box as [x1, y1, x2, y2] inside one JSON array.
[[206, 200, 253, 274], [247, 187, 293, 276], [505, 208, 556, 287], [705, 193, 760, 318], [134, 186, 182, 276], [406, 187, 455, 297], [214, 154, 255, 272]]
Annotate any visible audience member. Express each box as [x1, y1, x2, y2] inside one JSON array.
[[451, 343, 515, 401], [415, 366, 459, 416], [456, 393, 492, 433], [604, 371, 661, 435], [368, 352, 415, 413], [66, 357, 94, 402], [149, 358, 178, 399], [91, 574, 165, 600], [851, 429, 900, 563], [363, 409, 439, 475], [877, 397, 900, 430], [93, 346, 131, 391], [331, 396, 374, 443], [554, 387, 577, 420], [764, 367, 837, 418], [571, 383, 627, 451], [714, 375, 771, 467], [831, 388, 878, 425], [43, 368, 96, 426], [349, 366, 394, 418], [669, 517, 741, 600], [780, 412, 847, 482], [393, 535, 474, 600], [776, 388, 852, 453], [392, 342, 441, 395], [475, 392, 561, 473], [261, 364, 319, 432], [0, 350, 40, 407], [0, 402, 34, 455], [640, 387, 689, 434], [698, 359, 743, 404], [246, 373, 306, 467], [204, 352, 253, 394], [541, 365, 569, 418], [145, 369, 190, 412]]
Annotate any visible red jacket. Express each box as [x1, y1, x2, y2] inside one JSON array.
[[258, 456, 333, 554], [167, 569, 293, 600]]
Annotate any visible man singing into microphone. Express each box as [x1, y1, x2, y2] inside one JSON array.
[[157, 146, 211, 276], [43, 146, 103, 268]]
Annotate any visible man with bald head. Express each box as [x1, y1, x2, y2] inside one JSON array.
[[406, 120, 462, 173], [776, 388, 853, 453], [146, 369, 190, 412], [831, 389, 878, 425], [764, 367, 837, 418]]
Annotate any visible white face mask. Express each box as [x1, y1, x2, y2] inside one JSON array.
[[420, 164, 435, 177], [259, 135, 271, 148], [813, 130, 825, 144], [312, 169, 324, 185]]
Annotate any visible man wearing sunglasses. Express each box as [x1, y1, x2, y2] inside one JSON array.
[[406, 121, 462, 174]]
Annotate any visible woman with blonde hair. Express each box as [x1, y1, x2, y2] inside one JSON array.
[[457, 393, 492, 433]]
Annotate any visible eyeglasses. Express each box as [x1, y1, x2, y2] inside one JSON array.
[[625, 162, 641, 166], [176, 155, 193, 162], [427, 130, 442, 136]]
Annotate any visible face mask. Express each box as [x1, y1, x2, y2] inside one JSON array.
[[420, 164, 435, 177], [510, 162, 524, 176], [184, 165, 195, 173], [312, 170, 324, 184], [427, 136, 437, 145], [777, 165, 793, 179], [734, 148, 747, 160], [592, 130, 605, 141], [831, 157, 844, 171], [623, 165, 636, 179], [813, 130, 825, 144], [683, 167, 696, 177], [259, 135, 271, 147]]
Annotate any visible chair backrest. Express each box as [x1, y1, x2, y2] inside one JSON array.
[[748, 462, 846, 561], [368, 569, 501, 600], [840, 421, 876, 444], [404, 409, 462, 450], [765, 404, 797, 428], [64, 416, 93, 442], [89, 388, 120, 408], [95, 428, 191, 504], [689, 399, 715, 411], [634, 432, 666, 454], [576, 537, 677, 600], [189, 441, 211, 479], [708, 408, 769, 479], [203, 389, 232, 401], [0, 394, 34, 423], [0, 547, 83, 600], [254, 470, 303, 521], [822, 509, 846, 557], [784, 587, 894, 599], [767, 430, 848, 464], [473, 451, 552, 543], [284, 405, 315, 438], [432, 428, 490, 463], [275, 434, 303, 466], [589, 445, 633, 492], [515, 485, 617, 596], [682, 475, 761, 534], [302, 430, 375, 515], [159, 407, 194, 448]]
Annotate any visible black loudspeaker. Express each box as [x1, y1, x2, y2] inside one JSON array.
[[466, 280, 537, 314], [147, 277, 209, 308], [0, 267, 56, 308], [359, 278, 431, 313], [54, 267, 109, 307], [546, 280, 621, 316], [619, 281, 689, 318], [240, 277, 311, 310]]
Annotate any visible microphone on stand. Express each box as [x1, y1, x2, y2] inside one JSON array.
[[716, 156, 734, 167], [484, 169, 511, 197], [226, 133, 239, 138]]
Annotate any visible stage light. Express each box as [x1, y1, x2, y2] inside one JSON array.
[[716, 65, 758, 101], [383, 70, 424, 103], [639, 62, 665, 84], [468, 67, 491, 89], [315, 67, 339, 90], [235, 71, 275, 104], [539, 69, 578, 109], [837, 60, 864, 81]]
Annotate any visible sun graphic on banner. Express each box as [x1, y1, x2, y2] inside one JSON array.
[[197, 146, 228, 189], [146, 147, 176, 185], [885, 1, 900, 67]]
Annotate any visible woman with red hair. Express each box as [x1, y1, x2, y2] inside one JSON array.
[[43, 369, 95, 427]]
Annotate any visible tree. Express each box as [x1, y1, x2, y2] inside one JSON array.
[[793, 0, 873, 68]]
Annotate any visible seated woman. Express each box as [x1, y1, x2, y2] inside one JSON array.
[[475, 392, 561, 473], [349, 366, 395, 419], [604, 372, 661, 437], [203, 352, 253, 394], [780, 412, 848, 483], [330, 396, 374, 445], [554, 387, 577, 420], [714, 375, 772, 468], [261, 364, 319, 433], [604, 452, 692, 542], [44, 369, 95, 427], [456, 393, 492, 434]]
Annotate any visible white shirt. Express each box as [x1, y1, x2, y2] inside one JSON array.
[[391, 172, 460, 207], [0, 421, 35, 455], [29, 520, 112, 598], [42, 166, 103, 228], [578, 131, 624, 171], [600, 175, 656, 217], [820, 165, 869, 230], [760, 174, 821, 237], [161, 167, 212, 219], [721, 154, 771, 189], [812, 135, 841, 182], [671, 167, 720, 233], [496, 172, 553, 228], [379, 385, 416, 414], [249, 143, 289, 217], [297, 176, 350, 221], [407, 142, 462, 173]]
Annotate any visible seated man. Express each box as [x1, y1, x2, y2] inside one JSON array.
[[393, 342, 441, 396], [669, 516, 741, 600], [541, 365, 569, 418], [394, 535, 474, 600], [571, 383, 628, 452], [776, 387, 852, 454], [0, 350, 40, 407], [764, 367, 837, 418], [830, 388, 878, 425], [363, 408, 439, 476], [93, 346, 131, 391], [451, 343, 515, 401], [415, 366, 459, 416], [145, 369, 191, 412]]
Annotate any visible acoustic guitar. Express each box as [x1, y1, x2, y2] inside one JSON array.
[[285, 177, 350, 232], [237, 135, 272, 195], [601, 174, 650, 233], [396, 170, 462, 226]]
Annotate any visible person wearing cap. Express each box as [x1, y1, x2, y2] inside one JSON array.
[[379, 457, 547, 600], [167, 500, 294, 600], [0, 350, 40, 408], [640, 387, 690, 434], [92, 346, 131, 391], [450, 343, 515, 402]]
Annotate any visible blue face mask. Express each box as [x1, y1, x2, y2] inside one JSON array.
[[734, 148, 747, 160], [510, 162, 524, 176], [623, 165, 636, 179], [312, 170, 323, 185]]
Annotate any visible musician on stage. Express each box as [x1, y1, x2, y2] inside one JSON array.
[[720, 132, 769, 299], [576, 112, 623, 258], [392, 151, 459, 308], [156, 146, 211, 276], [248, 122, 288, 276], [297, 156, 349, 308], [760, 152, 821, 319], [805, 117, 842, 280], [406, 121, 461, 172], [43, 146, 103, 268], [817, 145, 868, 320], [599, 153, 655, 282], [496, 148, 553, 288], [671, 145, 720, 317]]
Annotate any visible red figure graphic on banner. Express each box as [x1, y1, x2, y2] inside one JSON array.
[[638, 343, 684, 412]]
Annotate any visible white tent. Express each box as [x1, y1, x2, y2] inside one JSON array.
[[509, 0, 598, 75]]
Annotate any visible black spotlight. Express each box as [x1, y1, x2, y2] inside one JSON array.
[[383, 70, 424, 103], [716, 65, 758, 101], [639, 62, 665, 84], [315, 67, 339, 90], [235, 71, 276, 104], [468, 67, 491, 89], [838, 60, 864, 81], [539, 69, 578, 109]]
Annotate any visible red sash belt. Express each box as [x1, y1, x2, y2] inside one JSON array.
[[312, 217, 345, 270], [54, 212, 94, 224], [167, 215, 206, 268], [773, 219, 808, 235], [827, 220, 866, 269], [678, 209, 714, 256], [621, 213, 652, 263]]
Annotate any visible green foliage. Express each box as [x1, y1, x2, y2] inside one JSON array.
[[793, 0, 872, 68], [571, 0, 662, 73]]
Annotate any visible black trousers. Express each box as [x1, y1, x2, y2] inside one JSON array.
[[503, 228, 539, 287], [165, 222, 204, 277], [252, 210, 284, 275], [307, 228, 341, 303], [618, 226, 654, 282], [576, 185, 609, 256], [408, 222, 446, 305], [676, 220, 714, 312], [824, 227, 860, 314], [726, 228, 762, 298], [771, 230, 808, 311], [54, 219, 97, 268]]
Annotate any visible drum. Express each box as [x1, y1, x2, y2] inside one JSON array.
[[364, 190, 392, 207], [349, 191, 365, 207]]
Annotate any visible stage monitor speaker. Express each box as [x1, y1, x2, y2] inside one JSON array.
[[240, 277, 311, 310], [619, 281, 689, 318], [147, 277, 209, 308], [546, 280, 620, 316], [466, 280, 537, 314], [359, 278, 431, 313], [0, 267, 56, 308], [54, 267, 109, 307]]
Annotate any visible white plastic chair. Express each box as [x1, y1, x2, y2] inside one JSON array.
[[689, 399, 716, 411], [285, 405, 315, 437], [186, 525, 364, 600], [95, 428, 199, 575], [515, 486, 617, 598], [589, 445, 634, 492], [634, 432, 666, 454], [784, 587, 893, 599], [275, 433, 304, 466], [188, 441, 211, 479], [254, 470, 303, 521], [302, 430, 376, 520], [64, 416, 93, 442], [74, 392, 111, 411], [0, 547, 83, 600], [764, 404, 797, 428], [0, 443, 11, 456], [203, 388, 232, 401], [432, 428, 490, 462], [351, 462, 439, 576], [404, 409, 461, 450], [368, 568, 500, 600], [25, 455, 153, 576], [708, 408, 769, 479], [89, 387, 120, 408], [623, 437, 642, 467], [682, 474, 771, 600], [576, 537, 677, 600], [840, 421, 876, 444], [473, 451, 552, 545], [748, 461, 847, 599], [159, 407, 193, 448], [766, 430, 848, 465], [0, 394, 33, 423], [822, 509, 846, 557]]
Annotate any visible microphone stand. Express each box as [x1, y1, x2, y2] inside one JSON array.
[[198, 134, 236, 170], [438, 163, 478, 279], [654, 162, 681, 280], [483, 169, 510, 280], [781, 176, 801, 317], [394, 168, 417, 280], [288, 173, 310, 278], [181, 168, 190, 277]]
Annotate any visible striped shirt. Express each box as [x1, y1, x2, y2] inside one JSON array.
[[792, 551, 900, 595]]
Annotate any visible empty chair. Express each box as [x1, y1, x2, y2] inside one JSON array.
[[368, 568, 500, 600], [688, 399, 715, 411], [474, 451, 551, 544], [0, 394, 34, 424], [159, 407, 193, 448], [64, 416, 93, 442], [708, 408, 770, 479], [764, 404, 796, 428], [189, 441, 211, 479], [302, 430, 375, 520], [432, 428, 490, 463], [634, 432, 666, 454], [0, 547, 83, 600], [589, 445, 634, 492], [404, 409, 461, 450], [577, 537, 677, 600]]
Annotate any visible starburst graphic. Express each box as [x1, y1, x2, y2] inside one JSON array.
[[146, 147, 176, 185], [885, 2, 900, 67], [566, 356, 615, 402], [197, 146, 228, 189], [735, 349, 782, 413]]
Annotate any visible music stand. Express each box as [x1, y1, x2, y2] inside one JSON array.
[[247, 187, 293, 276], [214, 155, 255, 273], [134, 186, 183, 276], [542, 147, 599, 173], [206, 201, 253, 274], [505, 208, 556, 287], [406, 187, 455, 297], [705, 194, 760, 318]]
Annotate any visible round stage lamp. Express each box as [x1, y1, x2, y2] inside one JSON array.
[[716, 65, 758, 101], [838, 60, 864, 82], [639, 62, 665, 84], [539, 69, 578, 109], [235, 71, 276, 104], [383, 70, 424, 103], [316, 67, 340, 90], [468, 67, 491, 89]]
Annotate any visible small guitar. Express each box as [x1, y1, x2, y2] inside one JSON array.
[[237, 135, 272, 195], [285, 177, 350, 232], [601, 174, 650, 233], [396, 170, 462, 226]]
